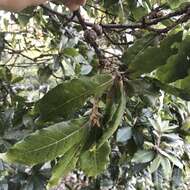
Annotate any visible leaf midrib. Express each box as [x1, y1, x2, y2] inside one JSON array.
[[16, 121, 88, 155], [41, 78, 113, 117]]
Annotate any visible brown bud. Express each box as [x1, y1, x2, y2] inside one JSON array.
[[84, 29, 98, 43]]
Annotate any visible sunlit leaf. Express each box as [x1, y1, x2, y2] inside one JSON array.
[[116, 127, 132, 143], [159, 150, 183, 169], [161, 156, 172, 179], [132, 150, 155, 163], [149, 155, 162, 173]]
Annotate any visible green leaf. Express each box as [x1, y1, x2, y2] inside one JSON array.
[[167, 0, 190, 9], [47, 145, 79, 189], [11, 76, 23, 84], [79, 141, 111, 176], [116, 127, 132, 143], [18, 7, 35, 26], [97, 78, 126, 149], [149, 155, 162, 173], [132, 6, 148, 20], [63, 48, 79, 57], [181, 117, 190, 131], [157, 36, 190, 83], [174, 75, 190, 92], [171, 167, 182, 188], [159, 150, 183, 169], [122, 33, 156, 67], [152, 168, 163, 190], [166, 155, 183, 169], [125, 78, 159, 96], [161, 156, 172, 179], [5, 118, 89, 165], [37, 66, 52, 83], [132, 150, 155, 163], [146, 77, 190, 101], [36, 74, 113, 121], [126, 32, 182, 78], [126, 0, 137, 9]]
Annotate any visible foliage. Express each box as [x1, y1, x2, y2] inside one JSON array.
[[0, 0, 190, 189]]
